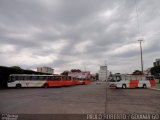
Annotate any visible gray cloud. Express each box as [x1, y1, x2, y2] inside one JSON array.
[[0, 0, 160, 73]]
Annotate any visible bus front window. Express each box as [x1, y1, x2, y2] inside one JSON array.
[[116, 76, 122, 82]]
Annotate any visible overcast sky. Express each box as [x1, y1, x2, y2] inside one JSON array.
[[0, 0, 160, 74]]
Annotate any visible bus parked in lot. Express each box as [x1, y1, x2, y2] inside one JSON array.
[[73, 78, 91, 85], [8, 74, 74, 88], [108, 74, 155, 89], [68, 71, 91, 85], [80, 78, 91, 85]]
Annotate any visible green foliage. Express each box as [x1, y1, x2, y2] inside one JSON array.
[[10, 66, 22, 70], [70, 69, 81, 72], [132, 70, 143, 75], [95, 73, 99, 80], [61, 69, 82, 76], [150, 66, 160, 76], [61, 70, 69, 76]]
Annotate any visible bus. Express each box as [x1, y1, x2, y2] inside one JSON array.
[[8, 74, 74, 88], [68, 71, 92, 85], [77, 78, 91, 85], [108, 74, 155, 89], [83, 79, 91, 85]]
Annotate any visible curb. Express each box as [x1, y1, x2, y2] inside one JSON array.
[[149, 88, 160, 91]]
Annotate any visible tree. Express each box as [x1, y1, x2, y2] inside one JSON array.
[[70, 69, 81, 72], [150, 66, 160, 77], [95, 73, 99, 80], [132, 70, 143, 75], [61, 70, 69, 76], [10, 66, 22, 70]]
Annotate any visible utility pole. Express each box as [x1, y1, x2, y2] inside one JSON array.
[[104, 60, 108, 114], [138, 40, 143, 74], [104, 60, 108, 81]]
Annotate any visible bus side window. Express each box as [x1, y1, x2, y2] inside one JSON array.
[[116, 76, 121, 82], [55, 76, 61, 81], [19, 76, 24, 80], [43, 76, 46, 80], [15, 76, 19, 80], [39, 76, 42, 80], [43, 76, 47, 80], [63, 76, 67, 80], [9, 76, 15, 82], [32, 76, 37, 80], [51, 76, 54, 80], [54, 76, 57, 80], [29, 76, 32, 80], [47, 76, 51, 80], [68, 76, 71, 80], [25, 76, 30, 80], [12, 76, 16, 81], [49, 76, 54, 80], [59, 76, 62, 81], [63, 76, 67, 81], [61, 76, 64, 80], [30, 76, 33, 80], [36, 76, 40, 80]]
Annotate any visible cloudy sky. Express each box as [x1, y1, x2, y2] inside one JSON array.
[[0, 0, 160, 74]]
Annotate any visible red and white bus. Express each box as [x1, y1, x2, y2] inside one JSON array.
[[108, 74, 155, 89], [68, 71, 91, 85], [8, 74, 74, 88]]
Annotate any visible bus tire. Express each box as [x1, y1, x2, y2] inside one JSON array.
[[44, 84, 49, 88], [143, 84, 147, 89], [122, 84, 126, 89], [16, 84, 22, 88]]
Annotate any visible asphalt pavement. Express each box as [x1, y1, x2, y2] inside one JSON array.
[[0, 82, 159, 114]]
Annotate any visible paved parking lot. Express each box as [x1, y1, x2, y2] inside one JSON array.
[[0, 82, 160, 114]]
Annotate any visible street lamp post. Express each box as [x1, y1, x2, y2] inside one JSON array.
[[138, 40, 143, 74]]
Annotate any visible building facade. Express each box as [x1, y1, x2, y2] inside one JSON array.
[[37, 67, 54, 74], [98, 66, 110, 81], [153, 59, 160, 67], [68, 71, 91, 79]]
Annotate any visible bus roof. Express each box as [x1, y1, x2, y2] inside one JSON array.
[[9, 74, 73, 77]]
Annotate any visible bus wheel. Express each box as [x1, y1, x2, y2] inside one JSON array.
[[143, 84, 147, 89], [122, 84, 126, 89], [44, 84, 49, 88], [16, 84, 22, 88]]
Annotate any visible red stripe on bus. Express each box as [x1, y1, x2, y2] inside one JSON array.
[[62, 80, 73, 86], [149, 80, 155, 87], [84, 80, 91, 85], [130, 80, 139, 88], [47, 81, 63, 87]]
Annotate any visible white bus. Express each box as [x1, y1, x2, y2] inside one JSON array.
[[108, 74, 155, 89], [8, 74, 74, 88]]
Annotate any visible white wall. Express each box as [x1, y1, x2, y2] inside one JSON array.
[[98, 66, 110, 81]]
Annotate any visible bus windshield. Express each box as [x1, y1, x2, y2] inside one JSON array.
[[109, 75, 122, 82]]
